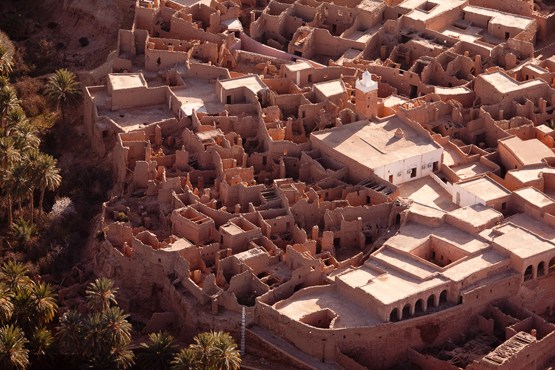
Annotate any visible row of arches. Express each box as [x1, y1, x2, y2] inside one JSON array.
[[389, 290, 448, 322], [524, 258, 555, 282]]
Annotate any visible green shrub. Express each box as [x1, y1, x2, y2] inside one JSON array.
[[115, 212, 128, 222]]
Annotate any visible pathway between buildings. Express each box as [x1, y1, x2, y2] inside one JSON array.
[[249, 324, 346, 370]]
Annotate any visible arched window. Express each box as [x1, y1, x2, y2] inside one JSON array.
[[524, 265, 533, 281], [390, 308, 399, 322], [415, 299, 424, 315], [402, 304, 411, 320], [439, 290, 448, 304], [427, 294, 436, 308]]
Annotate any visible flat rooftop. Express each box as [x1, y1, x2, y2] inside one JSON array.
[[478, 71, 544, 95], [372, 247, 440, 280], [499, 136, 554, 166], [313, 80, 346, 97], [99, 104, 175, 132], [451, 161, 493, 180], [311, 117, 442, 169], [400, 0, 466, 23], [464, 5, 535, 30], [508, 165, 555, 184], [284, 61, 312, 72], [399, 176, 459, 212], [174, 77, 225, 116], [361, 259, 447, 305], [442, 249, 507, 283], [494, 223, 555, 259], [386, 221, 490, 254], [220, 222, 244, 236], [514, 187, 554, 208], [219, 75, 267, 95], [448, 204, 503, 229], [108, 73, 146, 90], [503, 213, 555, 242], [274, 286, 382, 328], [161, 238, 194, 252], [457, 176, 511, 202]]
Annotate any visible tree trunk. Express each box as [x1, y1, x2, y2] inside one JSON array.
[[7, 194, 12, 226], [29, 190, 34, 226], [61, 105, 65, 126], [39, 187, 45, 226], [18, 197, 22, 217]]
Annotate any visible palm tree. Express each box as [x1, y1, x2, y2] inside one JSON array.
[[81, 313, 104, 357], [86, 278, 118, 313], [10, 287, 35, 336], [34, 154, 61, 225], [0, 44, 13, 76], [190, 332, 215, 370], [12, 123, 39, 152], [56, 310, 84, 356], [211, 332, 241, 370], [31, 283, 58, 326], [0, 135, 21, 225], [5, 162, 32, 218], [44, 69, 83, 125], [0, 262, 32, 292], [137, 331, 180, 370], [0, 284, 14, 324], [21, 149, 40, 226], [87, 340, 135, 370], [5, 107, 27, 132], [171, 349, 198, 370], [0, 85, 20, 128], [0, 76, 9, 89], [28, 327, 55, 370], [0, 324, 29, 370], [8, 218, 35, 249], [108, 341, 135, 370], [101, 307, 132, 346]]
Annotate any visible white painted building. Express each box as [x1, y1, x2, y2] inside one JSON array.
[[311, 117, 443, 185]]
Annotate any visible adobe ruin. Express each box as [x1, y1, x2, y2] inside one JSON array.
[[81, 0, 555, 368]]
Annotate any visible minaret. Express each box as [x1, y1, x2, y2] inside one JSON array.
[[355, 71, 378, 119]]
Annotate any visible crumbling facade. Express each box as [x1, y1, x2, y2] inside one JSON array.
[[82, 0, 555, 368]]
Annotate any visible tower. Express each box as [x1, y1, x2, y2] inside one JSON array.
[[355, 71, 378, 119]]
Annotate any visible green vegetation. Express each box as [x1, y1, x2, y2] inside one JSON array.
[[0, 261, 57, 370], [57, 278, 135, 369], [44, 69, 83, 126]]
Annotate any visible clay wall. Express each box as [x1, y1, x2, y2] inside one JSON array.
[[166, 14, 225, 45], [111, 85, 169, 111], [255, 271, 519, 369], [468, 0, 533, 17], [300, 28, 365, 59], [134, 6, 156, 33], [407, 348, 460, 370]]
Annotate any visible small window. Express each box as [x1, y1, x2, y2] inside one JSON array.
[[502, 202, 506, 210]]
